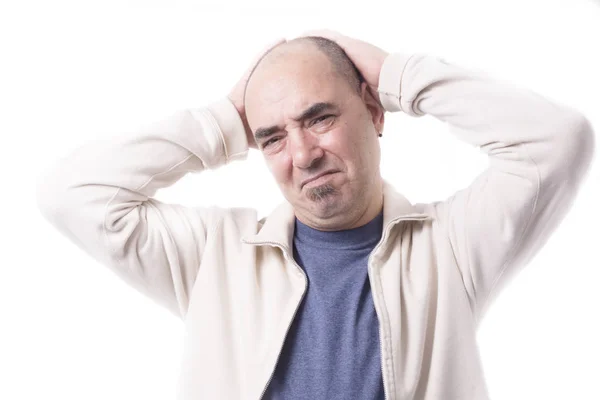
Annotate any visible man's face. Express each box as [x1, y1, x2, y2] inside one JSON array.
[[244, 43, 383, 229]]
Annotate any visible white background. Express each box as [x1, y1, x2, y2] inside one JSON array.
[[1, 0, 599, 399]]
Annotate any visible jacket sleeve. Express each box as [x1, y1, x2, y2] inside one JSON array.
[[35, 97, 249, 320], [378, 53, 595, 326]]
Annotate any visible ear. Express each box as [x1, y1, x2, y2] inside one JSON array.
[[360, 82, 385, 135]]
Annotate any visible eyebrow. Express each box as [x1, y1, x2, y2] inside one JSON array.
[[253, 102, 338, 142]]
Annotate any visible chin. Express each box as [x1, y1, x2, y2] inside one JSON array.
[[305, 184, 347, 216], [304, 183, 338, 202]]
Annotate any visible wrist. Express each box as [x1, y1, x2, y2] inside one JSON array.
[[207, 98, 250, 158]]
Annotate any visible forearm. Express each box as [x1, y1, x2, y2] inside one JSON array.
[[37, 98, 247, 207], [377, 52, 594, 180], [379, 52, 595, 322], [35, 97, 249, 317], [35, 97, 249, 253]]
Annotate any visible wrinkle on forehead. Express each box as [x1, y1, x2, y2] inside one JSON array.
[[246, 71, 344, 134]]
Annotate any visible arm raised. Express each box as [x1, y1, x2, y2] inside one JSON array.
[[379, 52, 595, 325], [35, 98, 249, 320]]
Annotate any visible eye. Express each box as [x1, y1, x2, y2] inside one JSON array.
[[310, 114, 334, 126], [262, 137, 279, 148]]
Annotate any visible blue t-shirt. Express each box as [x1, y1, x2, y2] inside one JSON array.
[[263, 209, 385, 400]]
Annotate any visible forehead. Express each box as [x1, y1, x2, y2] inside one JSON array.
[[244, 45, 352, 129]]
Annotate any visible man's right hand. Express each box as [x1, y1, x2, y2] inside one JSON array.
[[228, 38, 286, 149]]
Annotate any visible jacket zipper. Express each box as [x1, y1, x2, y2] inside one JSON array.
[[367, 215, 428, 400], [368, 242, 390, 400], [250, 241, 308, 400]]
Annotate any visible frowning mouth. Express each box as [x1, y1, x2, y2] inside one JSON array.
[[301, 171, 338, 188]]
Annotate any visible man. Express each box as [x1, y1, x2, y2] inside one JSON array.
[[36, 30, 594, 399]]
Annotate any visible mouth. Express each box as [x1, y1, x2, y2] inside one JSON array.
[[301, 170, 338, 188]]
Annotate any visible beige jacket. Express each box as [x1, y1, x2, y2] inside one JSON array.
[[36, 52, 595, 399]]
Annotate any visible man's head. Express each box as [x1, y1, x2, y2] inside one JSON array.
[[244, 36, 385, 231]]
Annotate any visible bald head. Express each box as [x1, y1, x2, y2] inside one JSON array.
[[243, 36, 363, 106]]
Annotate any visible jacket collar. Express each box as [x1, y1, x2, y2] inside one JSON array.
[[240, 179, 432, 250]]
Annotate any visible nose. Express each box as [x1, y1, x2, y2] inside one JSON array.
[[290, 130, 324, 169]]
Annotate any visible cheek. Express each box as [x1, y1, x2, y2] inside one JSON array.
[[330, 124, 366, 160], [333, 123, 378, 172], [266, 156, 293, 185]]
